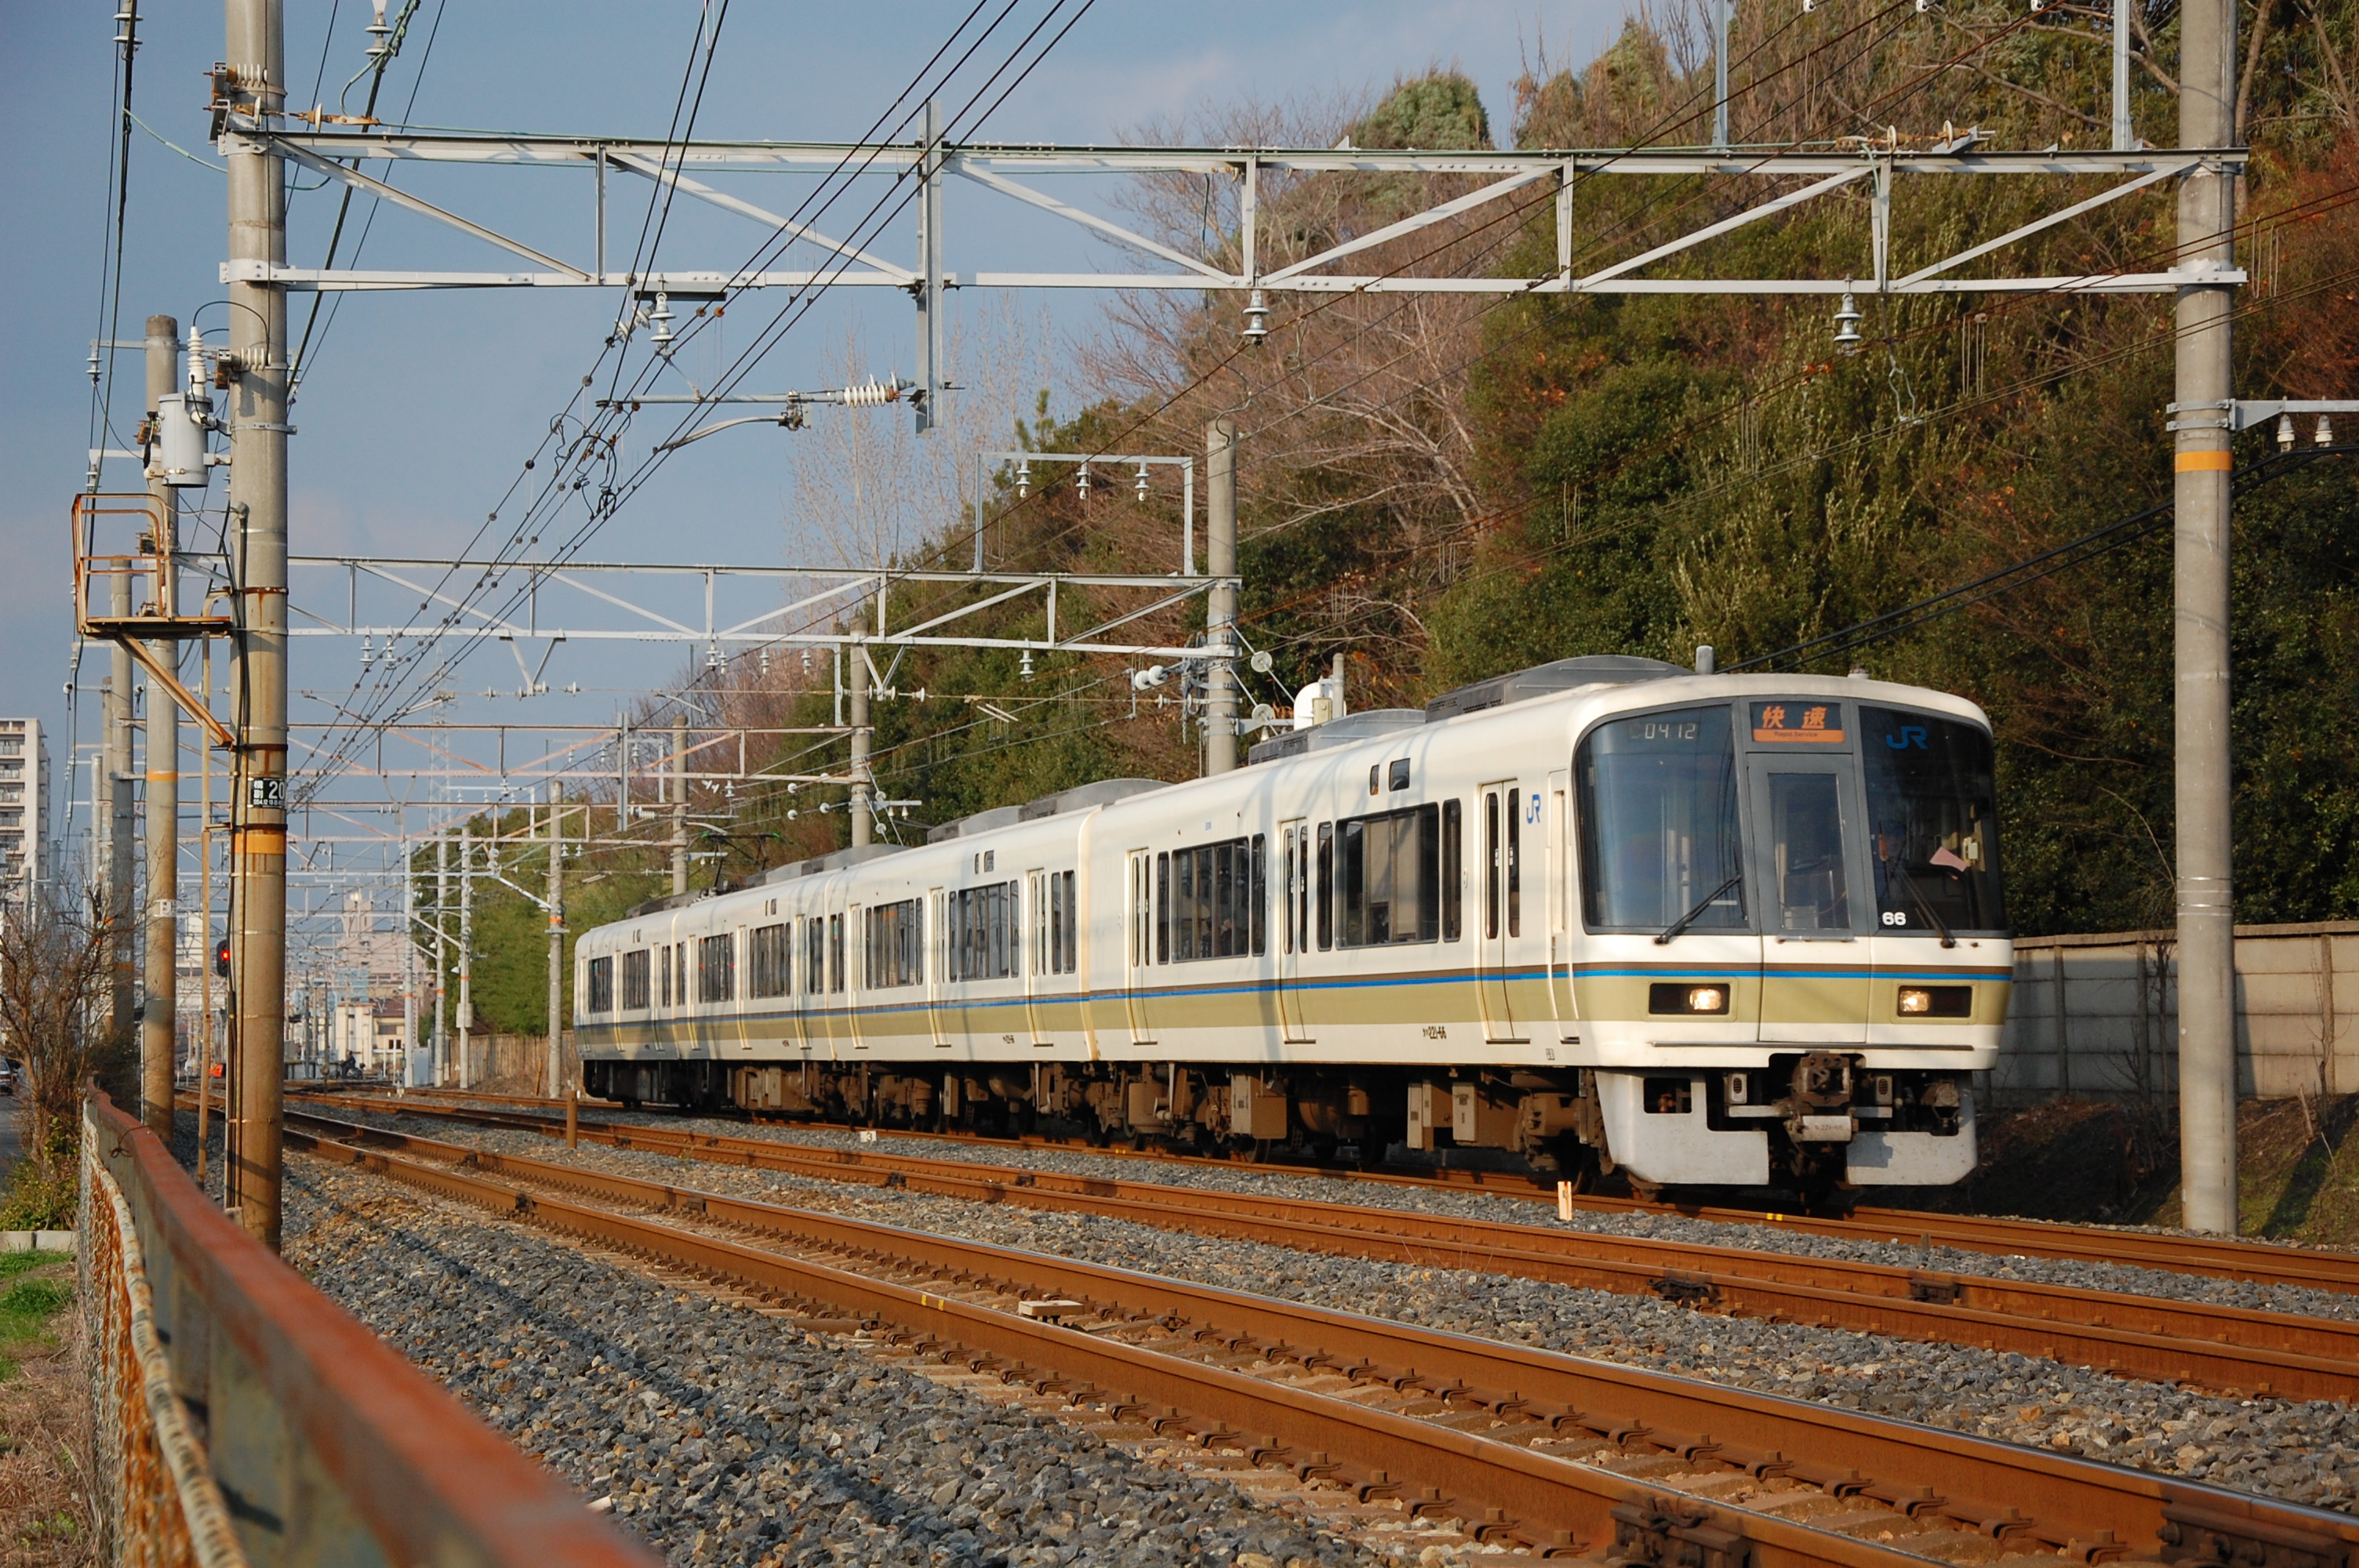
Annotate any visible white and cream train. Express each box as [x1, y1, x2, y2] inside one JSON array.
[[573, 655, 2011, 1193]]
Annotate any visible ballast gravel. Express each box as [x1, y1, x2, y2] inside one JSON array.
[[335, 1106, 2359, 1515], [546, 1105, 2359, 1325], [282, 1156, 1381, 1568]]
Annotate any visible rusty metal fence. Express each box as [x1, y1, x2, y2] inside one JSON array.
[[80, 1091, 660, 1568]]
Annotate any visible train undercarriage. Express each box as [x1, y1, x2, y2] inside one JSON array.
[[578, 1053, 1970, 1200]]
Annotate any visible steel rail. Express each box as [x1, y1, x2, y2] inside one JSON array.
[[285, 1098, 2359, 1403], [378, 1085, 2359, 1298], [283, 1113, 2359, 1568]]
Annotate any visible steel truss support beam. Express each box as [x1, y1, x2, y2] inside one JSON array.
[[224, 126, 2247, 297], [278, 555, 1241, 660]]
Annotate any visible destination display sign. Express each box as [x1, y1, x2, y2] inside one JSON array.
[[1750, 702, 1845, 744]]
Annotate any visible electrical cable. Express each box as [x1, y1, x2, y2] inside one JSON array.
[[290, 0, 442, 393], [1729, 443, 2356, 671], [301, 1, 1098, 787]]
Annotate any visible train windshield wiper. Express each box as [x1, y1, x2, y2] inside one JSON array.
[[1655, 872, 1743, 946], [1896, 866, 1957, 949]]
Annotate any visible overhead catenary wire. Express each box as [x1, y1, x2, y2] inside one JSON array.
[[1728, 443, 2357, 672], [281, 0, 2221, 848], [300, 0, 2054, 851], [300, 1, 1100, 792], [300, 0, 1944, 763]]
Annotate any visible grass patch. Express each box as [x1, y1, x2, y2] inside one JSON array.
[[0, 1260, 71, 1383]]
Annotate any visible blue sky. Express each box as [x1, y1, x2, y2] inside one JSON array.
[[1, 2, 1634, 879]]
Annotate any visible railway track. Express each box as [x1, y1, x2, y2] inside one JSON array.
[[290, 1091, 2359, 1403], [368, 1085, 2359, 1298], [282, 1105, 2359, 1568]]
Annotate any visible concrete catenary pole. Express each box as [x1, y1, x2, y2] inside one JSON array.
[[671, 712, 689, 895], [225, 0, 291, 1248], [546, 781, 565, 1099], [2174, 0, 2240, 1233], [456, 822, 474, 1090], [401, 834, 417, 1088], [432, 831, 449, 1083], [848, 620, 872, 847], [140, 314, 181, 1140], [1711, 0, 1732, 149], [1203, 420, 1238, 777], [106, 592, 136, 1075]]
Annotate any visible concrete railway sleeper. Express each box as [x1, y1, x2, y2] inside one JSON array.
[[360, 1084, 2359, 1301], [289, 1097, 2359, 1404], [285, 1116, 2359, 1568]]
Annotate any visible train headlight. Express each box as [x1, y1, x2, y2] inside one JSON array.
[[1897, 985, 1972, 1018], [1649, 982, 1729, 1015]]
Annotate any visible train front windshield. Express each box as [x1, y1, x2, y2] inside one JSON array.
[[1860, 707, 2005, 935], [1576, 706, 1746, 931], [1576, 699, 2004, 937]]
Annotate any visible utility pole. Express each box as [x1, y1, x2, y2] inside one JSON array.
[[105, 619, 135, 1079], [546, 782, 565, 1098], [400, 833, 417, 1087], [140, 315, 182, 1140], [2173, 0, 2240, 1233], [914, 100, 944, 436], [2112, 0, 2135, 151], [456, 822, 473, 1090], [225, 0, 291, 1249], [432, 831, 449, 1083], [1712, 0, 1732, 149], [848, 620, 872, 846], [670, 712, 688, 895], [1203, 421, 1238, 777]]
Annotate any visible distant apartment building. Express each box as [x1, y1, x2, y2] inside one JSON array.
[[0, 720, 49, 908]]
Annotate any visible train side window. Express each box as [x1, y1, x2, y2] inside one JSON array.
[[864, 899, 923, 988], [585, 956, 614, 1014], [660, 944, 673, 1007], [1441, 800, 1463, 942], [1285, 832, 1304, 953], [1155, 853, 1170, 964], [1163, 837, 1261, 961], [1297, 834, 1310, 952], [805, 919, 825, 996], [623, 949, 650, 1010], [1130, 855, 1151, 967], [748, 924, 791, 999], [1251, 834, 1267, 956], [1484, 793, 1500, 940], [1055, 869, 1077, 974], [698, 933, 736, 1004], [1507, 789, 1521, 938], [1316, 823, 1333, 950], [1336, 804, 1441, 947], [827, 913, 845, 993]]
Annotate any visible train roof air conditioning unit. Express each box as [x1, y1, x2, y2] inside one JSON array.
[[1422, 655, 1687, 724]]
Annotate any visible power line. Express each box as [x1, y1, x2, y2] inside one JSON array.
[[1730, 443, 2357, 672]]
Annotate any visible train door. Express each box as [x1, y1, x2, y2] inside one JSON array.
[[1478, 782, 1528, 1042], [845, 903, 867, 1053], [788, 916, 811, 1055], [1278, 821, 1314, 1042], [1546, 770, 1576, 1025], [1125, 851, 1155, 1045], [1024, 869, 1049, 1044], [1747, 750, 1870, 1043], [927, 889, 951, 1049]]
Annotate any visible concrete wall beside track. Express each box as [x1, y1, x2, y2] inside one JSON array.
[[1993, 920, 2359, 1104]]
